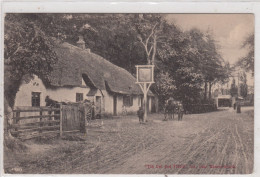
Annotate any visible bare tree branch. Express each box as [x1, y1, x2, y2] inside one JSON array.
[[137, 22, 159, 64]]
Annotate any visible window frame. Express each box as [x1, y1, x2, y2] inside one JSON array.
[[31, 92, 41, 107], [76, 93, 84, 102], [123, 95, 133, 107]]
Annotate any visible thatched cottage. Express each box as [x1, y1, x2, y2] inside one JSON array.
[[14, 38, 156, 116]]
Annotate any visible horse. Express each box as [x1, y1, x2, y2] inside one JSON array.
[[164, 98, 177, 120], [164, 99, 184, 121]]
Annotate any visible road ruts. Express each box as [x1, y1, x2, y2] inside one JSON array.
[[14, 107, 253, 174]]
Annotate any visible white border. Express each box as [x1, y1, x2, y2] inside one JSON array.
[[1, 1, 259, 177]]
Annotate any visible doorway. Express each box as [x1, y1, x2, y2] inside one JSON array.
[[96, 96, 102, 115]]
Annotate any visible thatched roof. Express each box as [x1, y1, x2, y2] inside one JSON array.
[[49, 41, 150, 95]]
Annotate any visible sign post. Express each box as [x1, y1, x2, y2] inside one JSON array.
[[135, 65, 154, 122]]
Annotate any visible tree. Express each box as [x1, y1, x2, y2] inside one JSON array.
[[154, 26, 205, 106], [237, 34, 254, 76], [188, 28, 229, 101], [4, 14, 58, 107], [240, 72, 248, 98], [4, 13, 230, 111], [230, 78, 238, 97], [135, 14, 166, 65]]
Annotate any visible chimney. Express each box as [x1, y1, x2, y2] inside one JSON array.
[[76, 35, 85, 49]]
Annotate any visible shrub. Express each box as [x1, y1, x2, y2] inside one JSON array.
[[183, 104, 217, 114]]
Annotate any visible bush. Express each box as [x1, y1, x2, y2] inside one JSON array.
[[184, 104, 217, 114]]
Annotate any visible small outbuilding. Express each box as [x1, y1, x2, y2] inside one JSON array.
[[216, 95, 232, 107]]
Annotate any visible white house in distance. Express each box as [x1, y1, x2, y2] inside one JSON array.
[[14, 38, 155, 116]]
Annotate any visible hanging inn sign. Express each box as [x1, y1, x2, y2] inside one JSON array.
[[135, 65, 155, 122]]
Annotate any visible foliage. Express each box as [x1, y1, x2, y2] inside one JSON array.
[[4, 13, 230, 110], [4, 14, 58, 107], [230, 78, 238, 97], [237, 34, 254, 76], [239, 72, 248, 98]]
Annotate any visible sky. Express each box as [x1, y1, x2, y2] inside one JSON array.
[[165, 14, 254, 86], [165, 14, 254, 65]]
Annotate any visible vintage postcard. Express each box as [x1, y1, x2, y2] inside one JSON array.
[[1, 3, 257, 176]]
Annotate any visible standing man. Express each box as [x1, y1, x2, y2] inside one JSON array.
[[178, 102, 184, 121], [137, 107, 144, 123], [237, 101, 241, 113]]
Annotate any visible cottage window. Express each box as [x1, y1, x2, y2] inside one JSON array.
[[123, 95, 133, 107], [76, 93, 83, 102], [32, 92, 41, 107]]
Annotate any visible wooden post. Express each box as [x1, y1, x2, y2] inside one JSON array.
[[143, 83, 147, 122], [13, 111, 20, 136], [59, 104, 63, 137], [39, 110, 43, 134], [48, 110, 52, 126], [136, 65, 154, 123], [81, 104, 86, 133]]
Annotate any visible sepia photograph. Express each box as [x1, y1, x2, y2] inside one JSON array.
[[3, 13, 254, 174]]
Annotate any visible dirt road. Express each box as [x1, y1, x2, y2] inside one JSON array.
[[4, 107, 254, 174]]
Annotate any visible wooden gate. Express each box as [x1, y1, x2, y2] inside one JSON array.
[[11, 103, 92, 139], [60, 103, 86, 135], [11, 107, 60, 140]]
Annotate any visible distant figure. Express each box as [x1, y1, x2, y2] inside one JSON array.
[[164, 98, 176, 121], [237, 102, 241, 113], [233, 102, 236, 110], [177, 103, 184, 121], [137, 107, 144, 123]]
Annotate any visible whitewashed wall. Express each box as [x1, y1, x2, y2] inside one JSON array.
[[149, 96, 152, 112], [47, 87, 90, 103], [15, 75, 47, 107], [15, 75, 92, 107], [124, 96, 140, 113], [102, 91, 142, 115], [14, 75, 148, 116], [103, 90, 114, 114], [115, 95, 142, 115]]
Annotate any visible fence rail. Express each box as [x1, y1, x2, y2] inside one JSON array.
[[11, 106, 61, 140], [11, 103, 90, 140], [13, 114, 60, 121], [13, 107, 60, 112]]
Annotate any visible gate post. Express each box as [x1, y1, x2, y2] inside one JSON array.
[[13, 111, 20, 137], [39, 110, 43, 134], [80, 104, 86, 133], [59, 104, 63, 136]]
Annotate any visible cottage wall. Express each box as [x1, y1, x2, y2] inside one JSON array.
[[103, 90, 114, 114], [14, 75, 47, 107], [14, 75, 49, 123], [115, 95, 141, 115], [117, 96, 124, 114], [14, 75, 153, 117], [148, 96, 152, 112], [47, 87, 90, 103], [15, 75, 93, 107], [124, 96, 140, 113], [102, 91, 142, 115]]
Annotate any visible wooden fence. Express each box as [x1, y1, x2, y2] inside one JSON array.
[[11, 107, 61, 139], [11, 103, 92, 140]]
